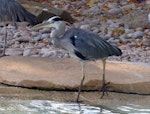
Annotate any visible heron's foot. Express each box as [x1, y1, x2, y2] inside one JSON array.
[[65, 100, 83, 103], [100, 81, 110, 99], [76, 100, 83, 103]]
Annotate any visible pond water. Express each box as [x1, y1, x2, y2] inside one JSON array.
[[0, 97, 150, 114]]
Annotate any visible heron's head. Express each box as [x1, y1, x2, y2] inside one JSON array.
[[33, 16, 66, 30]]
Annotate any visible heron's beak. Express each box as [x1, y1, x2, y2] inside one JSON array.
[[32, 22, 52, 30]]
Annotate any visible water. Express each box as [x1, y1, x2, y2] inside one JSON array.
[[0, 97, 150, 114]]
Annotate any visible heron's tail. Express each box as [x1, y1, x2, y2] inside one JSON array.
[[111, 45, 122, 56]]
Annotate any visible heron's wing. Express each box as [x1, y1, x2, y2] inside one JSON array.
[[61, 28, 122, 60], [0, 0, 36, 25], [12, 1, 37, 25], [0, 0, 9, 21]]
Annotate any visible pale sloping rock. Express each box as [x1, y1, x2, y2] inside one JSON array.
[[16, 0, 75, 24], [0, 56, 149, 94], [0, 84, 150, 108]]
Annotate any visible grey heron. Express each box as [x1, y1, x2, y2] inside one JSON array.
[[0, 0, 36, 56], [33, 16, 122, 102]]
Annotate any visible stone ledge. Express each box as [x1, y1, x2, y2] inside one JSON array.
[[0, 85, 150, 107], [0, 56, 149, 94]]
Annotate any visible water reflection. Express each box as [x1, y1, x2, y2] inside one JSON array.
[[0, 97, 150, 114], [0, 97, 114, 114], [116, 104, 150, 113]]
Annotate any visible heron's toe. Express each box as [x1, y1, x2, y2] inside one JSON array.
[[100, 81, 110, 99]]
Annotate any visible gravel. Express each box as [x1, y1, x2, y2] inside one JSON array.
[[0, 0, 149, 64]]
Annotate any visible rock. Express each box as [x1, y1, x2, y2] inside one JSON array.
[[74, 1, 86, 7], [107, 20, 115, 26], [103, 34, 111, 40], [127, 33, 133, 38], [107, 3, 118, 9], [30, 55, 40, 57], [37, 43, 46, 48], [13, 32, 21, 38], [12, 41, 20, 48], [142, 38, 150, 46], [30, 31, 40, 37], [124, 28, 133, 34], [40, 48, 65, 58], [136, 27, 143, 31], [80, 24, 90, 30], [16, 0, 75, 24], [32, 36, 41, 42], [88, 6, 100, 13], [7, 24, 15, 29], [39, 47, 61, 58], [23, 49, 31, 56], [17, 22, 29, 27], [92, 29, 99, 34], [0, 86, 150, 111], [108, 22, 119, 28], [41, 34, 50, 39], [144, 29, 149, 33], [121, 4, 136, 10], [132, 31, 144, 38], [23, 48, 39, 56], [0, 36, 3, 42], [15, 37, 30, 42], [108, 8, 123, 15], [39, 47, 51, 57], [107, 37, 114, 43], [40, 28, 51, 34], [26, 44, 35, 50], [42, 38, 51, 44], [19, 43, 25, 49], [5, 48, 23, 56], [108, 38, 119, 45], [0, 56, 149, 95], [120, 34, 128, 40]]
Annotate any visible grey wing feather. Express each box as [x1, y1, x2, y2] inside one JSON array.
[[61, 28, 122, 60]]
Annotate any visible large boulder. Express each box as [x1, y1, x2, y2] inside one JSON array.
[[16, 0, 75, 24], [0, 56, 149, 95]]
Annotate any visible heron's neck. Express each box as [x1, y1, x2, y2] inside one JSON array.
[[50, 27, 65, 47]]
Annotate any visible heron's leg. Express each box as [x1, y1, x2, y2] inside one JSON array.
[[76, 62, 85, 103], [101, 59, 110, 98], [14, 22, 18, 30], [0, 24, 7, 57]]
